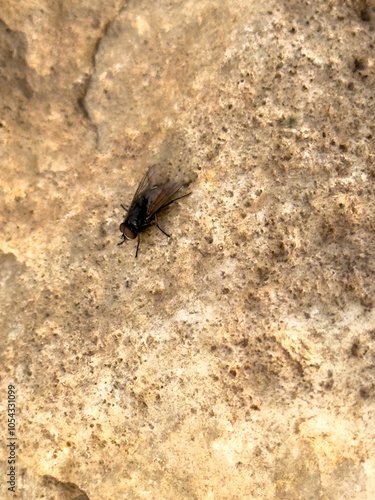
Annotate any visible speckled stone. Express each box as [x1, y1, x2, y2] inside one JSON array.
[[1, 0, 375, 498]]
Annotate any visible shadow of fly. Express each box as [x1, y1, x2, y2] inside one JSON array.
[[118, 166, 190, 257]]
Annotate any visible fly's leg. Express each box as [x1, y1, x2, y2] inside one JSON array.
[[155, 214, 170, 238], [135, 234, 141, 258], [157, 224, 171, 238], [121, 204, 128, 211]]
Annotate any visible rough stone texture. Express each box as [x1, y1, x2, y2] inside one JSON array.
[[1, 0, 375, 498]]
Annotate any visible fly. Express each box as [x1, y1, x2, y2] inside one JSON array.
[[118, 166, 189, 257]]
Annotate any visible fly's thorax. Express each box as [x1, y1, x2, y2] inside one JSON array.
[[123, 196, 149, 232], [125, 198, 148, 225]]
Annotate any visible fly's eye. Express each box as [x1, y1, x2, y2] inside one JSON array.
[[125, 226, 137, 239], [120, 223, 137, 240]]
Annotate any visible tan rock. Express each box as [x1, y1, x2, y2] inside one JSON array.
[[1, 0, 375, 498]]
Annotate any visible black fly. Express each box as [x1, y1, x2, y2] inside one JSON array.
[[118, 166, 189, 257]]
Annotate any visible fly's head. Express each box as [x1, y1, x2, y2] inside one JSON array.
[[119, 222, 137, 245]]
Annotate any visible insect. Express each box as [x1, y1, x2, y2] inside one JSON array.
[[118, 166, 189, 257]]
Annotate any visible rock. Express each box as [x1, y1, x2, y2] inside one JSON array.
[[1, 0, 375, 498]]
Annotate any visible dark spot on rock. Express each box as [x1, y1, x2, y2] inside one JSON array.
[[324, 378, 334, 390], [239, 338, 248, 348], [360, 9, 371, 22], [359, 387, 370, 399], [360, 295, 373, 309], [351, 340, 360, 357], [353, 57, 366, 71]]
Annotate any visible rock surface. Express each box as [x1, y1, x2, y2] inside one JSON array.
[[1, 0, 375, 498]]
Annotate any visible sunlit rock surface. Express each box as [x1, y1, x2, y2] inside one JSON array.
[[1, 0, 375, 498]]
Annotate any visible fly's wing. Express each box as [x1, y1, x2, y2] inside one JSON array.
[[145, 179, 184, 220], [127, 165, 158, 212]]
